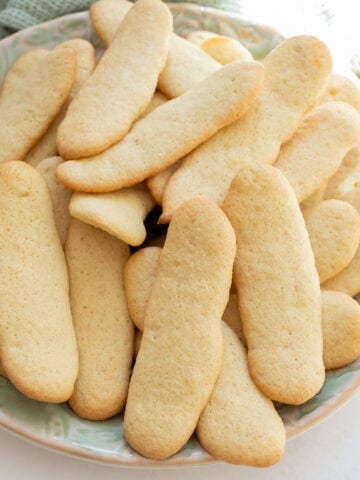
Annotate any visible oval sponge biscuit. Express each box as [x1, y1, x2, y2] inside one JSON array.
[[124, 199, 236, 460], [197, 322, 285, 466], [304, 199, 360, 283], [0, 161, 78, 402], [222, 164, 324, 405]]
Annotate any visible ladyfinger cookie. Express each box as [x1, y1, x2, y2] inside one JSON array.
[[275, 102, 360, 203], [319, 74, 360, 112], [36, 156, 72, 246], [197, 322, 285, 466], [324, 145, 360, 201], [90, 0, 220, 99], [0, 49, 48, 96], [57, 60, 264, 192], [321, 291, 360, 370], [157, 34, 221, 98], [69, 184, 155, 247], [0, 48, 76, 164], [90, 0, 136, 45], [187, 30, 218, 45], [0, 162, 78, 402], [222, 164, 324, 405], [322, 185, 360, 296], [124, 199, 236, 460], [162, 35, 332, 219], [58, 0, 172, 159], [322, 247, 360, 296], [301, 145, 360, 213], [124, 247, 162, 331], [66, 220, 133, 420], [304, 199, 360, 283], [25, 39, 95, 167], [199, 35, 253, 64]]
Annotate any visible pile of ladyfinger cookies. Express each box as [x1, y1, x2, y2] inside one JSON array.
[[1, 0, 360, 467]]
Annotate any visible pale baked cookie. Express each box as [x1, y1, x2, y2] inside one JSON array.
[[304, 199, 360, 283], [0, 162, 78, 402], [162, 35, 332, 219], [66, 220, 133, 420], [69, 184, 155, 247], [58, 0, 172, 159], [90, 0, 220, 99], [36, 156, 72, 246], [199, 35, 253, 64], [124, 199, 236, 460], [322, 291, 360, 369], [0, 48, 76, 164], [124, 249, 244, 341], [157, 34, 220, 98], [25, 39, 95, 167], [124, 247, 162, 331], [275, 102, 360, 203], [222, 293, 246, 346], [222, 164, 324, 405], [197, 322, 285, 466], [324, 145, 360, 201], [322, 247, 360, 296], [319, 74, 360, 112], [90, 0, 133, 44], [0, 49, 48, 96], [322, 185, 360, 296], [57, 60, 264, 192], [186, 30, 217, 45]]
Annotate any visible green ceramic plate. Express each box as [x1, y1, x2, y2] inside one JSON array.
[[0, 3, 359, 467]]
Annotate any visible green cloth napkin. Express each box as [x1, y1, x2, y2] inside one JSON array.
[[0, 0, 239, 39]]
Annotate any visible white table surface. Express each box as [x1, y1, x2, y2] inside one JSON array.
[[0, 391, 359, 480]]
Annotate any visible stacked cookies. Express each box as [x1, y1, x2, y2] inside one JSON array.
[[1, 0, 360, 467]]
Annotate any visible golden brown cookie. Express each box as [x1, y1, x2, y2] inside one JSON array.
[[57, 0, 172, 159], [25, 39, 95, 167], [222, 164, 324, 405], [0, 49, 76, 163], [275, 102, 360, 203], [66, 220, 133, 420], [304, 199, 360, 283], [197, 322, 285, 466], [69, 184, 155, 247], [0, 162, 78, 402], [322, 290, 360, 369], [124, 247, 161, 331], [124, 199, 235, 459]]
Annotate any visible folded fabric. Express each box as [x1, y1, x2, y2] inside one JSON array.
[[0, 0, 95, 38], [0, 0, 239, 39]]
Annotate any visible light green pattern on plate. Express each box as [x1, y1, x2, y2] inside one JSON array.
[[0, 4, 359, 467]]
